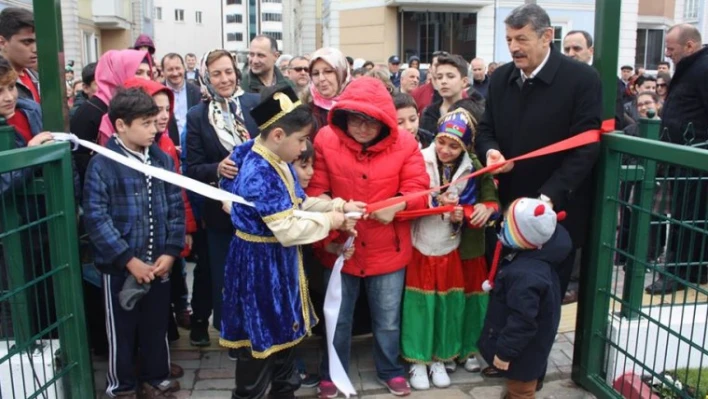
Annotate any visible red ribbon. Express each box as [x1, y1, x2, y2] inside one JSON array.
[[367, 119, 615, 215]]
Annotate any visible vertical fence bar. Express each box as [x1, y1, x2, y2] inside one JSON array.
[[42, 144, 94, 397], [620, 118, 660, 318], [573, 0, 622, 387], [32, 0, 66, 132], [574, 142, 622, 393]]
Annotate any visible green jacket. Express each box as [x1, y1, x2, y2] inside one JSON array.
[[459, 153, 499, 260], [240, 67, 294, 94]]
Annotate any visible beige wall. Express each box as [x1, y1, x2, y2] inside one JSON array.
[[339, 6, 398, 64], [638, 0, 675, 18], [78, 0, 93, 20], [100, 30, 131, 52]]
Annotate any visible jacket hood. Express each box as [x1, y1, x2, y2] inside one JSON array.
[[94, 49, 151, 105], [133, 34, 155, 54], [97, 77, 174, 146], [328, 77, 399, 152], [514, 224, 572, 266]]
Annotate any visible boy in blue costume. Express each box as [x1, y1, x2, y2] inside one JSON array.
[[219, 85, 365, 399]]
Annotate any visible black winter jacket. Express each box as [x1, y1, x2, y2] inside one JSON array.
[[478, 225, 572, 382]]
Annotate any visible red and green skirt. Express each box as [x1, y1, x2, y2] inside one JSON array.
[[401, 248, 488, 363]]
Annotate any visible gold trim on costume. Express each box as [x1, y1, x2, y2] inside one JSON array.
[[404, 286, 466, 295], [262, 209, 294, 224], [259, 96, 302, 130], [219, 334, 308, 359], [235, 230, 280, 243]]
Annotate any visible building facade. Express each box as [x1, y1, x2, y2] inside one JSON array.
[[223, 0, 285, 60], [316, 0, 705, 73], [153, 0, 222, 61]]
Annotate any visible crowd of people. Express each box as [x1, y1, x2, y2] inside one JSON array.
[[1, 2, 707, 399]]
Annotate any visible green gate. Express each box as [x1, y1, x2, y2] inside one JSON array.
[[574, 118, 708, 398], [0, 120, 94, 398]]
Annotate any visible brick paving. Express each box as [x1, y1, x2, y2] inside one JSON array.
[[92, 331, 594, 398]]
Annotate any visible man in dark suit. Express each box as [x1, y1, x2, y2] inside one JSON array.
[[475, 3, 602, 303], [162, 53, 203, 146]]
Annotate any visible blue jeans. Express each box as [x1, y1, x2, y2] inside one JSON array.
[[319, 268, 406, 381]]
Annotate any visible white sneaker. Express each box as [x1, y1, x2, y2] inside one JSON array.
[[430, 362, 451, 388], [408, 363, 430, 390], [444, 360, 457, 373], [464, 356, 482, 372]]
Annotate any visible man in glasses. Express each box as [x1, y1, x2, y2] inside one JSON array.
[[287, 56, 311, 96]]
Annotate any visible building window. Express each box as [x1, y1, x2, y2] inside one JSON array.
[[685, 0, 699, 19], [262, 0, 282, 3], [155, 6, 162, 20], [196, 11, 202, 24], [226, 14, 243, 23], [635, 28, 664, 70], [175, 9, 184, 22], [226, 0, 242, 4], [227, 32, 244, 42], [263, 31, 282, 40], [552, 25, 565, 48], [262, 13, 282, 22]]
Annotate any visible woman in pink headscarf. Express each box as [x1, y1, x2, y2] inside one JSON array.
[[303, 47, 351, 140], [70, 49, 152, 182]]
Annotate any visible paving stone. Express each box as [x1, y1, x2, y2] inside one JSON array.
[[171, 390, 192, 399], [189, 390, 234, 398], [294, 386, 318, 398], [365, 387, 471, 398], [176, 369, 197, 390], [469, 385, 504, 399], [564, 331, 576, 344], [359, 370, 383, 391], [193, 378, 234, 390], [198, 368, 234, 379], [94, 370, 105, 391], [549, 349, 573, 367], [356, 352, 376, 371], [171, 351, 202, 360], [200, 352, 227, 369], [176, 359, 202, 370], [449, 369, 484, 385], [537, 380, 596, 398]]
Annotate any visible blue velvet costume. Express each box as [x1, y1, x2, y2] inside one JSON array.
[[218, 140, 318, 358]]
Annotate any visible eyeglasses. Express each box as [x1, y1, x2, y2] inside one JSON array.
[[347, 114, 382, 130], [291, 67, 309, 73]]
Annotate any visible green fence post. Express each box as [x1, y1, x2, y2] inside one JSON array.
[[0, 118, 34, 351], [572, 0, 622, 387], [41, 144, 94, 398], [32, 0, 66, 132], [620, 118, 660, 318]]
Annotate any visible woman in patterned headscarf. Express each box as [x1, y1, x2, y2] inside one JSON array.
[[184, 49, 260, 349]]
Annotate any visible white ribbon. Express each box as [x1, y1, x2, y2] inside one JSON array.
[[52, 132, 359, 394], [323, 235, 358, 398]]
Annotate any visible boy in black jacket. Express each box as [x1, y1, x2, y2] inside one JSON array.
[[478, 198, 571, 398]]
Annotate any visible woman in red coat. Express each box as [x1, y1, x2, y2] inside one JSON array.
[[308, 77, 429, 397]]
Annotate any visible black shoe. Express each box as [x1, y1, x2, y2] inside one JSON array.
[[228, 348, 238, 361], [645, 278, 685, 295], [299, 372, 321, 388], [189, 320, 211, 347]]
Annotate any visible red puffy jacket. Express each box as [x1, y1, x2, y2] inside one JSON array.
[[307, 77, 429, 277], [123, 78, 197, 257]]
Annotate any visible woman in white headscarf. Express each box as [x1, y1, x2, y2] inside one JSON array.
[[184, 49, 260, 349], [303, 47, 351, 140]]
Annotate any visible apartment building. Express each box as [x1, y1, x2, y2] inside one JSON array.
[[223, 0, 285, 61], [153, 0, 222, 60]]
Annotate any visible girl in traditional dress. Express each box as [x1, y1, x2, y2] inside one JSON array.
[[401, 107, 499, 390]]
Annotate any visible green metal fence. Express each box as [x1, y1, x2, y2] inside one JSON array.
[[0, 120, 93, 398], [575, 118, 708, 398]]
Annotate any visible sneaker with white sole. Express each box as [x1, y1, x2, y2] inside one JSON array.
[[464, 356, 482, 372], [444, 360, 457, 373], [408, 364, 430, 390], [430, 362, 451, 388], [377, 377, 411, 396]]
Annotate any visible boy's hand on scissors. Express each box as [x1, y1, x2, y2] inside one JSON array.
[[153, 255, 176, 277], [126, 258, 155, 284], [469, 204, 494, 228], [493, 355, 510, 370]]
